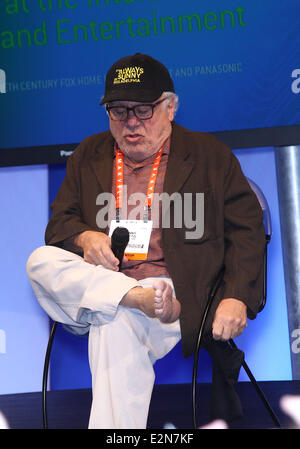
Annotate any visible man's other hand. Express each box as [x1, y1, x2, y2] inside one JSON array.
[[212, 298, 247, 341]]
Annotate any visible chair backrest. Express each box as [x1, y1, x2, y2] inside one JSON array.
[[247, 177, 272, 241], [246, 177, 272, 312]]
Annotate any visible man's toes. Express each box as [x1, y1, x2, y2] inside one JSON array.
[[153, 279, 167, 293], [155, 297, 163, 308], [153, 280, 173, 302], [154, 289, 162, 300], [162, 283, 172, 301]]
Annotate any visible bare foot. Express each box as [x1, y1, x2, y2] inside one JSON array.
[[120, 287, 156, 317], [152, 279, 181, 323], [120, 280, 181, 323]]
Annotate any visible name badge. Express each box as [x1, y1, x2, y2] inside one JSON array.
[[109, 219, 153, 260]]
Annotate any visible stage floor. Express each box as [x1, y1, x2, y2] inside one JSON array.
[[0, 381, 299, 430]]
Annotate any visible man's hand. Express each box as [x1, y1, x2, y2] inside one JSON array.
[[75, 230, 125, 270], [212, 298, 247, 341]]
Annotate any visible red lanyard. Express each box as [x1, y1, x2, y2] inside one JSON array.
[[115, 145, 164, 221]]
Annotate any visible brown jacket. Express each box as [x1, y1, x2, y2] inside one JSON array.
[[45, 122, 265, 359]]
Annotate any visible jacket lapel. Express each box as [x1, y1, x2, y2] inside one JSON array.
[[89, 135, 114, 193], [162, 123, 195, 225], [163, 122, 195, 196]]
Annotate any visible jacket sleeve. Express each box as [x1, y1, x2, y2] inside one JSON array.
[[45, 150, 94, 248], [222, 152, 266, 318]]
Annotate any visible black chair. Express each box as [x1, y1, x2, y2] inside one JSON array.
[[192, 178, 281, 429], [42, 320, 58, 429]]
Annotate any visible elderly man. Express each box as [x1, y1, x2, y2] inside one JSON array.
[[27, 53, 265, 429]]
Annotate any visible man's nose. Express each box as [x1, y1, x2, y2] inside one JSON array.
[[126, 110, 140, 127]]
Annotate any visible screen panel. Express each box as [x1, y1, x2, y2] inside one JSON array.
[[1, 0, 300, 166]]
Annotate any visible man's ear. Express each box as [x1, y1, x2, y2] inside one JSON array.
[[167, 100, 176, 122]]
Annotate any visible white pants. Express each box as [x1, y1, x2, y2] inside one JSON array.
[[26, 246, 181, 429]]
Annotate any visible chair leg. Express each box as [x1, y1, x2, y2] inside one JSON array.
[[42, 321, 58, 429], [192, 270, 225, 429], [228, 339, 281, 428]]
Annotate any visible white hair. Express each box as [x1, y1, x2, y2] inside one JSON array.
[[162, 91, 179, 115]]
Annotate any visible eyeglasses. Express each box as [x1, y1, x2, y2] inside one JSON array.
[[106, 97, 168, 121]]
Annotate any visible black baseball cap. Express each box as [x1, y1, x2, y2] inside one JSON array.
[[100, 53, 175, 104]]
